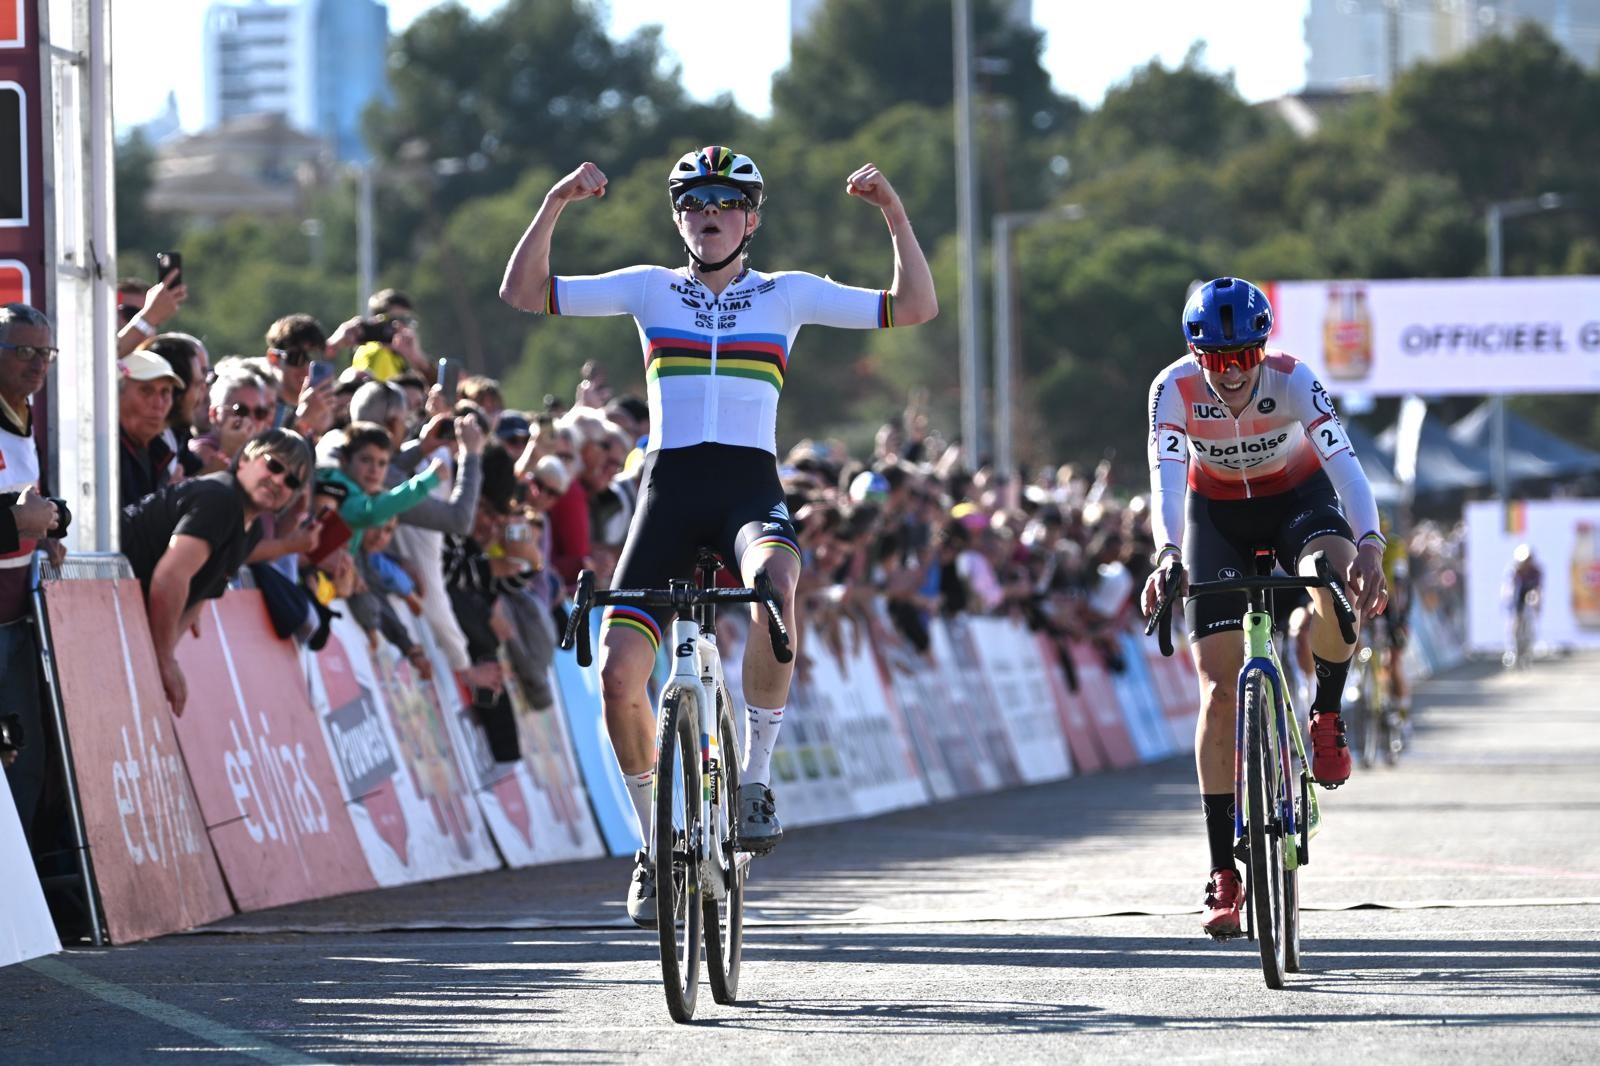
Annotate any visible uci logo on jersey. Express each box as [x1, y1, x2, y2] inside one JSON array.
[[1191, 403, 1229, 420]]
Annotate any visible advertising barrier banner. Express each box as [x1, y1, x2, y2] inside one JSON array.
[[1035, 634, 1107, 774], [747, 619, 857, 828], [1116, 633, 1179, 762], [809, 615, 928, 817], [1464, 499, 1600, 652], [173, 593, 377, 911], [930, 619, 1024, 792], [44, 579, 233, 943], [965, 617, 1072, 783], [870, 605, 972, 801], [550, 610, 644, 857], [1142, 636, 1199, 750], [1265, 276, 1600, 396], [305, 610, 499, 886], [0, 763, 59, 966], [1067, 641, 1140, 769]]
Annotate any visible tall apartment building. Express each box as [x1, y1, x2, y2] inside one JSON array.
[[202, 0, 390, 161], [1306, 0, 1600, 91]]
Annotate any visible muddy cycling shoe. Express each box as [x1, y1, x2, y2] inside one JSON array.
[[1310, 710, 1352, 787], [1202, 867, 1245, 939], [738, 782, 783, 853], [626, 849, 657, 929]]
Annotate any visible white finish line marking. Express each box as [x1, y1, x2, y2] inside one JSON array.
[[26, 957, 329, 1066]]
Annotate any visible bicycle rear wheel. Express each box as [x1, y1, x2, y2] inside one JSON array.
[[655, 688, 703, 1022], [1243, 671, 1288, 988], [704, 684, 745, 1005]]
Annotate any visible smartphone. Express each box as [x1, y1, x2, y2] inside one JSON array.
[[308, 360, 336, 388], [156, 250, 183, 287], [307, 509, 355, 567], [437, 356, 461, 398]]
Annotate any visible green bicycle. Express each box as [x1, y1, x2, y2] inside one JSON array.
[[1147, 549, 1357, 988]]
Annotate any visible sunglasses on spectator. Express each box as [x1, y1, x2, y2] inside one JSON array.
[[673, 185, 753, 214], [228, 401, 273, 422], [0, 342, 58, 364], [1192, 345, 1265, 374], [532, 479, 562, 496], [268, 346, 313, 367], [263, 454, 304, 491]]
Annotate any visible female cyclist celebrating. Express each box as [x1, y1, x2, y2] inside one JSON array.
[[500, 147, 936, 926]]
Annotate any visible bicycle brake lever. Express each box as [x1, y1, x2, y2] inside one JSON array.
[[563, 570, 596, 667], [753, 569, 793, 664], [1145, 564, 1183, 658]]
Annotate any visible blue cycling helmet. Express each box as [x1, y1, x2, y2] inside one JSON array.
[[1182, 277, 1274, 352]]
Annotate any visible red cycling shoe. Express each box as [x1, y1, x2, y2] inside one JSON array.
[[1202, 867, 1245, 938], [1310, 711, 1352, 787]]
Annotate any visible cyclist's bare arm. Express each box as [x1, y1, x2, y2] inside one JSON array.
[[845, 164, 938, 326], [499, 162, 608, 312]]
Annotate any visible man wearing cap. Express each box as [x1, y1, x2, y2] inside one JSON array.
[[119, 349, 184, 507]]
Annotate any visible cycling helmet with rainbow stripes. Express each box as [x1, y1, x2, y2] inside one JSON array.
[[667, 146, 765, 210]]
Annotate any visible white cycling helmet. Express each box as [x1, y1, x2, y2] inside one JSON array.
[[667, 146, 765, 209]]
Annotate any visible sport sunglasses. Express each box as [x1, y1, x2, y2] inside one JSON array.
[[673, 185, 753, 214], [1192, 345, 1266, 374]]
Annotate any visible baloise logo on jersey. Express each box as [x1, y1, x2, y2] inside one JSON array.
[[1193, 430, 1291, 469]]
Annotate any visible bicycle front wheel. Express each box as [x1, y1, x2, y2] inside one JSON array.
[[704, 683, 745, 1005], [1243, 670, 1288, 989], [655, 688, 703, 1022]]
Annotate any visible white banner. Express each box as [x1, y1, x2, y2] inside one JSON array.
[[964, 617, 1073, 783], [1265, 277, 1600, 395], [0, 776, 59, 967], [1464, 500, 1600, 652]]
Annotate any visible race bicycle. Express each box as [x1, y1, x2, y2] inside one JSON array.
[[560, 550, 792, 1022], [1345, 624, 1401, 768], [1146, 549, 1357, 989]]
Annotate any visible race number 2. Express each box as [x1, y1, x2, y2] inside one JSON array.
[[1308, 415, 1351, 460]]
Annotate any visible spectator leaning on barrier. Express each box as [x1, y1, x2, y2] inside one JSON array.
[[118, 350, 183, 508], [121, 429, 312, 715], [0, 304, 67, 847], [115, 270, 186, 358]]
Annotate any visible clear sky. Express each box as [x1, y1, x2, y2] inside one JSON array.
[[112, 0, 1311, 132]]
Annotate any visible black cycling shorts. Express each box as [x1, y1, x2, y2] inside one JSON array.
[[1183, 468, 1353, 641], [604, 442, 799, 650]]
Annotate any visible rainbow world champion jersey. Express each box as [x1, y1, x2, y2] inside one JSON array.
[[544, 265, 892, 455]]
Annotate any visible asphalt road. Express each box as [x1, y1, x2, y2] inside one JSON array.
[[3, 652, 1599, 1065]]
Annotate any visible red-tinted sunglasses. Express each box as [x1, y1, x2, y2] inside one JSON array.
[[1192, 345, 1265, 374]]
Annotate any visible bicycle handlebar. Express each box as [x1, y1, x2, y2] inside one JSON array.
[[558, 568, 794, 668], [1143, 550, 1359, 658]]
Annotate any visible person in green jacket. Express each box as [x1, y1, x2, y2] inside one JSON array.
[[315, 420, 443, 553]]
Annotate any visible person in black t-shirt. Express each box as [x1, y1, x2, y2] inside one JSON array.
[[121, 428, 312, 715]]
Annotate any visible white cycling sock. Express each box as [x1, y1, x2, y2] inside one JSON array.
[[742, 703, 785, 786], [625, 770, 654, 844]]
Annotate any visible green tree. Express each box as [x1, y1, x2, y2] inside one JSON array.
[[773, 0, 1073, 147]]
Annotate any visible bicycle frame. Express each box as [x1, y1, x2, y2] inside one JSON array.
[[1232, 609, 1319, 872], [652, 605, 741, 900]]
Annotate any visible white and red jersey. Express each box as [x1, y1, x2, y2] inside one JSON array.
[[1146, 351, 1380, 552]]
